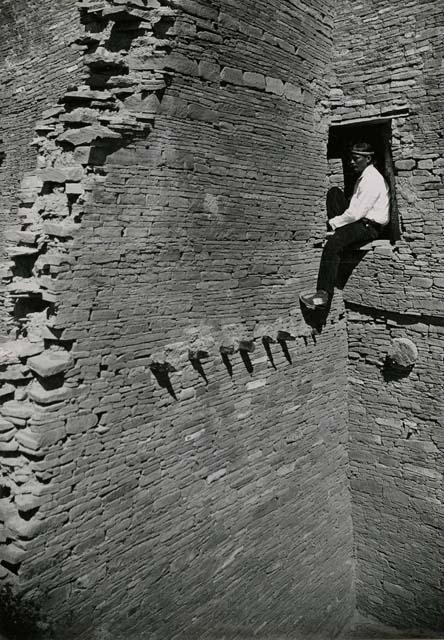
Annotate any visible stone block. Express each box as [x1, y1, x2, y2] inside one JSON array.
[[265, 76, 285, 96], [40, 105, 65, 120], [4, 229, 39, 244], [65, 183, 85, 196], [7, 514, 44, 539], [15, 428, 42, 452], [187, 103, 218, 123], [178, 388, 195, 402], [220, 66, 244, 86], [58, 125, 121, 147], [20, 174, 43, 202], [0, 543, 26, 565], [61, 165, 84, 181], [207, 468, 226, 484], [164, 53, 199, 76], [1, 401, 33, 421], [64, 89, 112, 101], [220, 344, 236, 355], [0, 365, 31, 382], [28, 380, 71, 405], [73, 146, 92, 165], [27, 351, 72, 378], [388, 338, 418, 368], [7, 245, 39, 258], [246, 379, 266, 391], [284, 82, 302, 102], [0, 386, 14, 401], [410, 276, 433, 288], [238, 339, 255, 353], [218, 11, 239, 31], [60, 107, 97, 124], [159, 96, 188, 118], [197, 31, 223, 44], [38, 168, 69, 183], [243, 71, 266, 90], [124, 93, 160, 114], [0, 440, 18, 452], [43, 221, 80, 238], [303, 90, 315, 106], [198, 60, 220, 82], [15, 340, 45, 359], [175, 0, 218, 21]]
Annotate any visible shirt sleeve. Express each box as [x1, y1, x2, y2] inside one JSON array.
[[329, 170, 381, 230]]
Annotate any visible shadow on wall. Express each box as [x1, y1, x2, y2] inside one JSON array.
[[341, 610, 444, 639], [0, 584, 50, 640], [381, 355, 415, 381]]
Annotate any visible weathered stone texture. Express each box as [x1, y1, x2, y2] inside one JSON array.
[[0, 1, 355, 638], [346, 311, 444, 631], [330, 0, 444, 315], [330, 0, 444, 633], [2, 0, 442, 637], [0, 0, 83, 335]]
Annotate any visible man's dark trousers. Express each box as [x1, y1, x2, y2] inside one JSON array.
[[317, 187, 381, 297]]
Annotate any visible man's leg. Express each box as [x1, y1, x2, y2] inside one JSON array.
[[317, 220, 379, 298]]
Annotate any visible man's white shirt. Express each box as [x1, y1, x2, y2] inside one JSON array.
[[329, 164, 390, 230]]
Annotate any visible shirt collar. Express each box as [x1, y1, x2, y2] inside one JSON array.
[[356, 164, 373, 181]]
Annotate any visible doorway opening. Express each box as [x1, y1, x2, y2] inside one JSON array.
[[328, 119, 401, 243]]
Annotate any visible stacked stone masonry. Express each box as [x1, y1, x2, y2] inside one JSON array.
[[0, 1, 356, 639], [329, 0, 444, 633], [0, 0, 84, 336], [347, 309, 444, 631], [0, 0, 442, 638]]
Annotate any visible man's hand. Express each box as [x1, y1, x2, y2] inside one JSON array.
[[326, 231, 335, 238]]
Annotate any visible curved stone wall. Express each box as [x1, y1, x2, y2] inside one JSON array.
[[0, 1, 355, 638]]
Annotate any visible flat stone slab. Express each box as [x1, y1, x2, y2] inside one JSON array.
[[3, 229, 39, 244], [28, 381, 70, 405], [37, 168, 69, 183], [27, 351, 72, 378], [57, 124, 121, 146], [42, 221, 80, 238], [1, 401, 33, 420], [7, 246, 40, 258]]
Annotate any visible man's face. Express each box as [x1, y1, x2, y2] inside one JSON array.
[[349, 152, 371, 175]]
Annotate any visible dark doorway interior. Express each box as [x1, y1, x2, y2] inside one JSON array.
[[328, 120, 401, 242]]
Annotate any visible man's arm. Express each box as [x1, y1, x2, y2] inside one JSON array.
[[329, 172, 380, 230]]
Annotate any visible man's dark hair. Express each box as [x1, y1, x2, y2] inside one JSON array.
[[351, 141, 374, 156]]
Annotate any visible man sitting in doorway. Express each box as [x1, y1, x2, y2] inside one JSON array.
[[300, 141, 390, 310]]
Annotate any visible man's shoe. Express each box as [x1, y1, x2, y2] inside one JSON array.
[[299, 290, 329, 310]]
